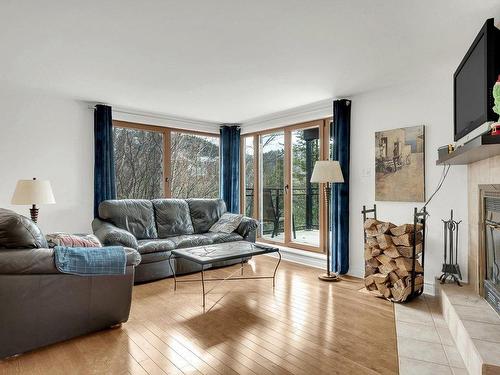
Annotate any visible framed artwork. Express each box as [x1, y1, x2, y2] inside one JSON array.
[[375, 125, 425, 202]]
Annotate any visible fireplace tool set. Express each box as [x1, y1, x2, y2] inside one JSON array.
[[438, 209, 462, 286]]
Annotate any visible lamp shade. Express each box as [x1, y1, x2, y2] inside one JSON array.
[[310, 160, 344, 183], [11, 179, 56, 205]]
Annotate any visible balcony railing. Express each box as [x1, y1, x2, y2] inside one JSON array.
[[244, 187, 319, 236]]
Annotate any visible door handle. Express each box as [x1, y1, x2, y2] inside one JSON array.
[[285, 184, 289, 194]]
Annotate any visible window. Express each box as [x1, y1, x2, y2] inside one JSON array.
[[243, 136, 255, 217], [170, 132, 219, 199], [113, 126, 164, 200], [113, 121, 220, 200]]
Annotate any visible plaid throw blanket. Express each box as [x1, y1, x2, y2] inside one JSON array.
[[54, 246, 126, 276]]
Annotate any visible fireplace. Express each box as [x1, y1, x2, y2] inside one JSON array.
[[479, 185, 500, 315]]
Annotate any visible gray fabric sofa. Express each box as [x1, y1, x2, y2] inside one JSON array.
[[92, 198, 259, 283], [0, 208, 141, 359]]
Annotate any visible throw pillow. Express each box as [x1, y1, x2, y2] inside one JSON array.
[[209, 213, 243, 234], [46, 233, 102, 248], [0, 208, 48, 249]]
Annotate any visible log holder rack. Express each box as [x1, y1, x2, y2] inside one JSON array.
[[362, 204, 427, 302]]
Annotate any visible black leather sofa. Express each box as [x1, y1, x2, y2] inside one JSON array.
[[92, 198, 259, 283], [0, 208, 141, 359]]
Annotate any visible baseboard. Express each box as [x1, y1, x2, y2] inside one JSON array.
[[423, 281, 435, 296], [259, 242, 325, 270], [263, 244, 438, 294]]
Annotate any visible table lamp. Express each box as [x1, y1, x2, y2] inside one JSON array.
[[11, 178, 56, 223], [310, 160, 344, 281]]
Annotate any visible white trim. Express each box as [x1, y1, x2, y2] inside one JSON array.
[[260, 242, 326, 269], [423, 281, 436, 296], [240, 98, 333, 134], [87, 102, 221, 134]]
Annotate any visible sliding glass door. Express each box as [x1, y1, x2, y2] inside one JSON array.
[[290, 127, 320, 247], [241, 118, 330, 253]]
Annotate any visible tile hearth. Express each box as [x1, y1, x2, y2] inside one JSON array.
[[441, 284, 500, 375], [395, 294, 467, 375]]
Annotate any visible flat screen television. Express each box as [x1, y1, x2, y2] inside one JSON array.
[[454, 18, 500, 143]]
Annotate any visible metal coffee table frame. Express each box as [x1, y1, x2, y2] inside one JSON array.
[[168, 244, 281, 308]]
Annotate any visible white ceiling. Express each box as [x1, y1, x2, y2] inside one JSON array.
[[1, 0, 499, 123]]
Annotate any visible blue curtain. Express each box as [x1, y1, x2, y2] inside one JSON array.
[[94, 104, 116, 217], [331, 99, 351, 274], [220, 125, 240, 213]]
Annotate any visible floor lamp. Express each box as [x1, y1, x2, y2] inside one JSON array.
[[310, 160, 344, 282]]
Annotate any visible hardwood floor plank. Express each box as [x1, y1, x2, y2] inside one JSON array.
[[0, 257, 398, 375]]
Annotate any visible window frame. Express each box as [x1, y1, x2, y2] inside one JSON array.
[[112, 120, 220, 199]]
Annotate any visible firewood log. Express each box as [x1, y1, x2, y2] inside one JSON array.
[[365, 265, 378, 276], [395, 257, 423, 273], [366, 237, 378, 247], [392, 231, 423, 247], [364, 275, 375, 287], [396, 243, 423, 258], [388, 271, 400, 284], [364, 247, 374, 261], [376, 222, 396, 235], [376, 234, 394, 249], [376, 253, 393, 265], [364, 218, 381, 237], [364, 218, 380, 230], [389, 223, 423, 237], [372, 273, 389, 284], [378, 260, 398, 274], [390, 278, 408, 301], [383, 246, 401, 258], [396, 268, 409, 278], [404, 275, 424, 289], [375, 281, 391, 298], [370, 246, 382, 257], [392, 275, 424, 302], [366, 257, 380, 268]]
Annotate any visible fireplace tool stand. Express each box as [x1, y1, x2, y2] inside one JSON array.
[[438, 209, 462, 286]]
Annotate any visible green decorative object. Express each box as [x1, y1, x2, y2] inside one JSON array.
[[493, 74, 500, 120]]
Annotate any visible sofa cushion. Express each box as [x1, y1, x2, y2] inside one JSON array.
[[168, 234, 213, 249], [209, 213, 243, 234], [0, 208, 48, 249], [137, 239, 176, 255], [186, 199, 227, 234], [99, 200, 157, 239], [152, 199, 194, 238], [202, 232, 243, 244]]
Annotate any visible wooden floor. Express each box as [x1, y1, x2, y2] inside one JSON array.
[[0, 257, 399, 375]]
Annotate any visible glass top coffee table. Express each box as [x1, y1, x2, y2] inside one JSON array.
[[168, 241, 281, 309]]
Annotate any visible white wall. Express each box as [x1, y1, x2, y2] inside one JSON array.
[[350, 72, 469, 289], [0, 82, 94, 234]]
